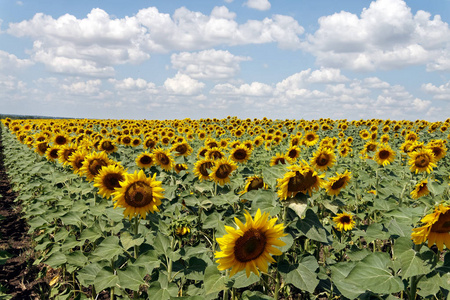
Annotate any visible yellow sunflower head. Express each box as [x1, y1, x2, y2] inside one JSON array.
[[374, 144, 396, 166], [209, 158, 238, 186], [325, 170, 351, 196], [276, 162, 324, 199], [45, 145, 61, 162], [333, 212, 356, 232], [172, 141, 193, 157], [230, 144, 252, 164], [270, 153, 288, 166], [193, 159, 215, 182], [152, 148, 174, 172], [206, 147, 225, 161], [215, 209, 287, 277], [93, 164, 126, 199], [112, 170, 165, 220], [411, 204, 450, 251], [99, 139, 117, 153], [303, 131, 319, 146], [310, 147, 336, 172], [79, 151, 112, 181], [136, 151, 154, 169], [240, 175, 268, 195], [285, 145, 301, 164], [57, 144, 77, 166], [408, 148, 437, 174], [174, 163, 188, 174], [410, 179, 430, 199]]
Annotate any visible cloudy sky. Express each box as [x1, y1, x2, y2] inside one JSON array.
[[1, 0, 449, 121]]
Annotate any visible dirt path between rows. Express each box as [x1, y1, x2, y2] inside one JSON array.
[[0, 126, 48, 299]]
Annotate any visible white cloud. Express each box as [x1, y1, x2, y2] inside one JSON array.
[[0, 50, 34, 71], [422, 81, 450, 100], [308, 68, 349, 83], [304, 0, 450, 71], [363, 77, 390, 89], [211, 82, 273, 96], [171, 49, 250, 80], [109, 77, 156, 91], [244, 0, 271, 11], [164, 72, 205, 95], [61, 79, 102, 95], [0, 75, 27, 92]]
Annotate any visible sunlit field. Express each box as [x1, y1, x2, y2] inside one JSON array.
[[1, 117, 449, 299]]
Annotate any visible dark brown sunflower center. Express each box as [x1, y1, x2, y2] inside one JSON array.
[[287, 171, 317, 193], [140, 155, 152, 165], [378, 150, 390, 160], [233, 149, 247, 160], [122, 137, 131, 144], [316, 153, 330, 166], [37, 143, 48, 153], [274, 158, 286, 165], [49, 149, 59, 159], [74, 158, 84, 169], [104, 173, 124, 191], [175, 164, 187, 172], [367, 144, 377, 152], [55, 136, 67, 145], [288, 149, 298, 158], [234, 228, 267, 262], [331, 177, 346, 190], [199, 149, 208, 157], [175, 144, 188, 154], [209, 151, 223, 160], [88, 159, 108, 176], [430, 211, 450, 233], [63, 149, 76, 160], [431, 147, 442, 158], [101, 141, 115, 151], [248, 178, 264, 192], [208, 142, 218, 148], [146, 140, 156, 149], [216, 164, 232, 179], [306, 134, 315, 141], [199, 162, 213, 176], [124, 181, 153, 208], [339, 215, 351, 224], [415, 154, 430, 168], [157, 153, 170, 165]]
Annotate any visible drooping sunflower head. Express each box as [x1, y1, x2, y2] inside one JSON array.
[[411, 204, 450, 251], [136, 151, 154, 169], [410, 179, 430, 199], [209, 158, 238, 186], [112, 170, 165, 220], [270, 153, 288, 166], [215, 209, 286, 277], [310, 147, 336, 172], [333, 212, 356, 232], [93, 164, 126, 199], [276, 163, 324, 199], [58, 144, 77, 166], [174, 163, 188, 174], [152, 148, 174, 172], [324, 170, 351, 196], [79, 151, 112, 181], [193, 159, 215, 182], [240, 175, 268, 195], [34, 141, 49, 156], [172, 141, 193, 157], [206, 147, 225, 161], [230, 144, 251, 164], [374, 144, 396, 166], [408, 148, 437, 174]]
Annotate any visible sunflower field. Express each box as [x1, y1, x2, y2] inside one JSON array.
[[1, 117, 450, 300]]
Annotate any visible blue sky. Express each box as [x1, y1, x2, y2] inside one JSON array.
[[0, 0, 449, 121]]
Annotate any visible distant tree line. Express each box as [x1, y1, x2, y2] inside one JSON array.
[[0, 114, 71, 120]]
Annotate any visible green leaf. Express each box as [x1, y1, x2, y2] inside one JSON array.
[[0, 250, 13, 265], [94, 266, 119, 292], [262, 164, 287, 188], [153, 232, 171, 257], [92, 236, 124, 261], [60, 211, 82, 226], [330, 262, 366, 299], [364, 223, 390, 242], [43, 251, 67, 268], [80, 225, 103, 242], [132, 250, 161, 275], [417, 272, 442, 298], [279, 256, 319, 293], [148, 281, 178, 300], [120, 231, 144, 251], [231, 272, 259, 289], [427, 180, 447, 196], [117, 265, 145, 291], [203, 265, 230, 296], [345, 252, 403, 294], [241, 290, 274, 300], [66, 251, 88, 268], [295, 209, 331, 244]]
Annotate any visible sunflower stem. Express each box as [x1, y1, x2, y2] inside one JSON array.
[[167, 237, 175, 282], [134, 216, 139, 259], [407, 244, 423, 300], [223, 270, 229, 299]]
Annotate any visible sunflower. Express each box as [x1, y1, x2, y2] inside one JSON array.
[[374, 144, 396, 166], [45, 145, 61, 162], [79, 151, 112, 181], [121, 135, 132, 146], [303, 131, 319, 146], [193, 159, 215, 181], [58, 144, 77, 166], [277, 163, 324, 199], [153, 148, 174, 171], [240, 176, 268, 195], [359, 129, 370, 140], [324, 170, 351, 196], [333, 212, 356, 232], [411, 204, 450, 251], [427, 141, 447, 162], [172, 141, 193, 157], [34, 141, 49, 156], [310, 147, 336, 172], [206, 147, 225, 160], [209, 158, 238, 186], [93, 164, 126, 199], [99, 139, 117, 153], [52, 134, 69, 146], [68, 148, 89, 175], [112, 170, 164, 220], [215, 209, 286, 277], [408, 148, 437, 174], [174, 163, 188, 174], [230, 145, 252, 164], [136, 151, 154, 169], [285, 146, 301, 164], [410, 179, 430, 199], [338, 146, 351, 158], [270, 153, 288, 166], [143, 137, 157, 150]]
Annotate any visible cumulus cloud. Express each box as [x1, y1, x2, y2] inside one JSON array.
[[171, 49, 251, 80], [61, 79, 102, 95], [304, 0, 450, 71], [0, 50, 34, 71], [109, 77, 157, 91], [244, 0, 271, 11], [211, 82, 273, 96], [164, 72, 205, 95], [7, 6, 304, 77], [422, 81, 450, 100]]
